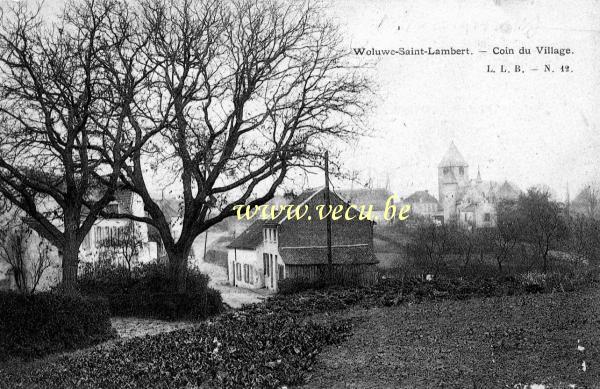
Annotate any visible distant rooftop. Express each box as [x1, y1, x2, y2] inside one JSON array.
[[403, 190, 439, 204]]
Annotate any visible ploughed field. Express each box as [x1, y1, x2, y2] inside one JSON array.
[[1, 274, 598, 388], [301, 287, 600, 388]]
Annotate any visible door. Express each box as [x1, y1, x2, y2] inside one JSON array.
[[264, 253, 278, 290], [263, 253, 270, 288], [271, 254, 275, 289]]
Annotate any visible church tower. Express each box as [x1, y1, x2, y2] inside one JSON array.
[[438, 142, 469, 221]]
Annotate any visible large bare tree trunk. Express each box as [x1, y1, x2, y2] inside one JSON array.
[[97, 0, 370, 296], [61, 245, 79, 293], [167, 245, 192, 293]]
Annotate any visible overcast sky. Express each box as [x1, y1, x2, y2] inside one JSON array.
[[25, 0, 600, 200], [327, 0, 600, 200]]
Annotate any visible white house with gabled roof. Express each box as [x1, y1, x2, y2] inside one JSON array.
[[226, 187, 378, 292]]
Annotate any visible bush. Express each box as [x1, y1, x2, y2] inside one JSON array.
[[132, 262, 210, 294], [0, 291, 113, 361], [0, 308, 352, 388], [278, 277, 331, 295], [78, 263, 131, 295], [518, 265, 600, 293], [78, 262, 223, 321], [278, 268, 375, 295]]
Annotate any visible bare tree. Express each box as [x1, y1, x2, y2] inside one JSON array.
[[456, 225, 477, 270], [518, 188, 569, 272], [568, 214, 600, 262], [408, 221, 458, 276], [0, 1, 142, 291], [479, 200, 522, 272], [97, 0, 371, 291], [97, 222, 143, 277], [577, 181, 600, 219], [0, 223, 52, 293]]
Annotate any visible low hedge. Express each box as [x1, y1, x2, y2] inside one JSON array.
[[78, 262, 224, 320], [0, 291, 114, 361], [0, 308, 352, 388], [278, 271, 368, 295], [278, 277, 332, 295]]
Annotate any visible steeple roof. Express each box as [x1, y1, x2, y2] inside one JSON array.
[[438, 142, 468, 168]]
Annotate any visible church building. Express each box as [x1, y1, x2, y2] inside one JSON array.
[[437, 142, 521, 228]]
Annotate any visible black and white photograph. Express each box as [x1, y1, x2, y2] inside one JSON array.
[[0, 0, 598, 387]]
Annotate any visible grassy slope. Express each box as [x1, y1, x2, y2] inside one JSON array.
[[302, 287, 600, 388]]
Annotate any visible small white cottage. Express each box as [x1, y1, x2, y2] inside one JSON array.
[[227, 187, 378, 292]]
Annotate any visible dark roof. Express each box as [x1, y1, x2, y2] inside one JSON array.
[[337, 188, 393, 211], [279, 245, 377, 265], [403, 190, 438, 204], [227, 188, 319, 249], [226, 218, 267, 250]]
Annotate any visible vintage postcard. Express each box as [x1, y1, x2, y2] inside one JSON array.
[[0, 0, 598, 387]]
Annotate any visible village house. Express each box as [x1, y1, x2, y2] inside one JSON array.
[[226, 187, 378, 292], [79, 189, 158, 266], [400, 190, 440, 220], [0, 188, 159, 291]]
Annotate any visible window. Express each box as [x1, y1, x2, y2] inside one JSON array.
[[273, 228, 277, 243], [270, 254, 275, 288], [94, 226, 102, 246], [105, 203, 119, 214], [443, 167, 449, 174], [278, 264, 284, 280], [236, 263, 242, 281], [263, 228, 267, 242], [243, 264, 249, 283], [248, 266, 254, 285], [484, 213, 491, 222], [263, 253, 269, 275], [459, 167, 464, 175]]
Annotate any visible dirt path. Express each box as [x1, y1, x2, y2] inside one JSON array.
[[302, 287, 600, 388], [189, 253, 266, 308], [110, 317, 199, 339]]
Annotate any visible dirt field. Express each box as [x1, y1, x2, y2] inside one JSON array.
[[302, 287, 600, 388]]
